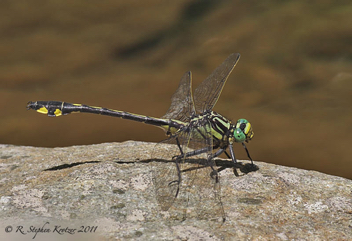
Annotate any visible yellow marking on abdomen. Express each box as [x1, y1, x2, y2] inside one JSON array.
[[54, 109, 62, 116], [37, 107, 48, 115]]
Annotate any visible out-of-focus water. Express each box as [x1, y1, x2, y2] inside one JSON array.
[[1, 1, 351, 179]]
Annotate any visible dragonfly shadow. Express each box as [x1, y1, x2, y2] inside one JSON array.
[[143, 158, 259, 177], [43, 161, 101, 171], [215, 159, 259, 176]]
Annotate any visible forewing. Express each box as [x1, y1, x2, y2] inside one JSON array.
[[162, 71, 196, 122], [193, 53, 240, 113]]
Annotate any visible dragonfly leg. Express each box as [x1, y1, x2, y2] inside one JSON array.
[[208, 148, 225, 182], [228, 144, 240, 176], [185, 147, 211, 158], [169, 137, 186, 197], [242, 142, 254, 165], [224, 151, 231, 159], [168, 178, 180, 198], [173, 146, 210, 160], [229, 144, 237, 165], [174, 137, 184, 184], [175, 137, 184, 155], [212, 148, 226, 158]]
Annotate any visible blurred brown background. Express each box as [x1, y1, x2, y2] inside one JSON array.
[[1, 1, 351, 179]]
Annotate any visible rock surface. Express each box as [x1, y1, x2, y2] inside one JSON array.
[[0, 141, 351, 240]]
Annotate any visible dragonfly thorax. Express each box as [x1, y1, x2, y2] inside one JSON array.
[[185, 112, 253, 150]]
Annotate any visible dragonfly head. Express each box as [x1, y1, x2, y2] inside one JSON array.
[[233, 119, 253, 143]]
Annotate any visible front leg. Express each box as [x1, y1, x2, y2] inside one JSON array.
[[242, 142, 254, 165]]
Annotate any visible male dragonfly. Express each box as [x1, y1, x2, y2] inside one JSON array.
[[27, 53, 254, 221]]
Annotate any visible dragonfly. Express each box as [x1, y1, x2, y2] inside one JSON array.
[[26, 53, 254, 221]]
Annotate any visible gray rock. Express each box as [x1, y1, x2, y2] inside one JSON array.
[[0, 141, 351, 240]]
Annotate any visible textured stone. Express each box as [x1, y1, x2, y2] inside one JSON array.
[[0, 141, 351, 240]]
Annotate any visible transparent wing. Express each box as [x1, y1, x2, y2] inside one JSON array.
[[161, 71, 196, 122], [193, 53, 240, 113], [182, 121, 225, 221], [152, 136, 184, 213], [152, 119, 225, 221]]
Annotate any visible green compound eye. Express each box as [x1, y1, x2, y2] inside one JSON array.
[[234, 129, 246, 142], [234, 119, 254, 142]]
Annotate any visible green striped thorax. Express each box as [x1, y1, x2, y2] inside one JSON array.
[[233, 119, 253, 143], [188, 111, 253, 147]]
